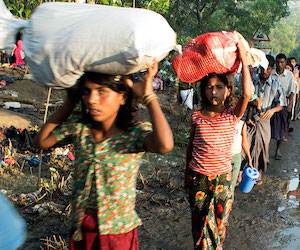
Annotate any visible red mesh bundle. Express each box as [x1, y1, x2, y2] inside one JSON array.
[[172, 31, 242, 83]]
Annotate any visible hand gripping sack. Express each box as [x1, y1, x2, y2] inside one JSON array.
[[172, 31, 247, 83], [0, 1, 179, 88]]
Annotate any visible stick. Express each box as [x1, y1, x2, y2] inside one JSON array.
[[24, 63, 29, 75], [20, 160, 25, 172], [37, 87, 52, 188]]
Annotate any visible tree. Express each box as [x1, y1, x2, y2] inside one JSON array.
[[3, 0, 40, 19], [269, 5, 300, 59], [270, 23, 297, 56], [3, 0, 290, 47], [167, 0, 289, 42], [3, 0, 170, 19]]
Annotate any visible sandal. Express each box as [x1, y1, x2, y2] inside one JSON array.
[[275, 152, 282, 160], [256, 180, 263, 185]]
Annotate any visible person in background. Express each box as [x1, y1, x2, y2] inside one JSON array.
[[287, 57, 300, 120], [0, 49, 9, 65], [11, 39, 25, 68], [270, 54, 295, 159], [293, 69, 300, 120], [231, 120, 252, 201], [285, 62, 294, 73], [288, 57, 300, 71], [244, 55, 285, 186]]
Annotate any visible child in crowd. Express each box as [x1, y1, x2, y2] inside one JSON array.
[[34, 60, 173, 250], [286, 60, 300, 120], [231, 119, 252, 201], [11, 32, 25, 68], [11, 39, 25, 68], [185, 41, 251, 249]]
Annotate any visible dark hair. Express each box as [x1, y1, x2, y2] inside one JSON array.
[[288, 57, 296, 61], [287, 57, 297, 65], [75, 72, 138, 131], [266, 55, 275, 68], [16, 31, 22, 42], [276, 53, 287, 61], [199, 73, 236, 109]]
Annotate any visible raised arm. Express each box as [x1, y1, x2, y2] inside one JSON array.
[[124, 60, 173, 154], [234, 41, 252, 119], [33, 93, 77, 149]]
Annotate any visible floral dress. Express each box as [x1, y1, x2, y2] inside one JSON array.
[[185, 168, 233, 250], [52, 117, 152, 241]]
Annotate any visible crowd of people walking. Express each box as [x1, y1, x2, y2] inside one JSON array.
[[0, 13, 299, 249], [239, 53, 299, 185]]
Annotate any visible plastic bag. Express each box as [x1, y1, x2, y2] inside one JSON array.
[[0, 193, 26, 249], [0, 1, 179, 88]]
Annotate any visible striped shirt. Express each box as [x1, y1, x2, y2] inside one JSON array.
[[189, 108, 239, 175]]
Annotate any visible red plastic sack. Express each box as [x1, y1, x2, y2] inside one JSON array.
[[172, 31, 244, 83]]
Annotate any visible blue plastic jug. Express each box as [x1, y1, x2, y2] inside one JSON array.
[[239, 167, 259, 193]]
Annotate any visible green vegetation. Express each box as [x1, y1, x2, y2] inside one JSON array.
[[166, 0, 289, 41], [269, 4, 300, 59], [4, 0, 289, 44]]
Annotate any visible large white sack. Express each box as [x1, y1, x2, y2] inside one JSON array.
[[0, 1, 179, 88]]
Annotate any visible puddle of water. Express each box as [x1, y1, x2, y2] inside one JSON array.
[[274, 176, 300, 249], [273, 227, 300, 249], [280, 177, 300, 211], [287, 178, 300, 192]]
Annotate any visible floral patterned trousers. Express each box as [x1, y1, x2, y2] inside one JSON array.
[[185, 168, 233, 250]]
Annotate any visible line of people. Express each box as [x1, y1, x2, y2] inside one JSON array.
[[235, 53, 298, 187]]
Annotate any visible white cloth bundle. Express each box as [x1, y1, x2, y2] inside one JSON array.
[[233, 31, 269, 71], [180, 89, 194, 110], [0, 1, 179, 88]]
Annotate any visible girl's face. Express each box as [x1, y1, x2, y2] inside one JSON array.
[[285, 65, 292, 72], [82, 80, 126, 124], [205, 77, 230, 107]]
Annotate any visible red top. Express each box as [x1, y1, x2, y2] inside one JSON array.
[[14, 40, 25, 66], [189, 107, 239, 175]]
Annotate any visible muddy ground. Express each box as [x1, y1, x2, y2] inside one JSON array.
[[0, 66, 299, 250]]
